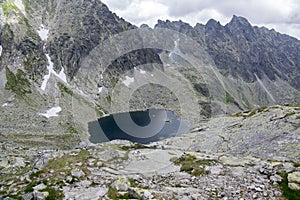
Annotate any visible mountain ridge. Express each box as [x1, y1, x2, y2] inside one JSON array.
[[155, 15, 300, 89]]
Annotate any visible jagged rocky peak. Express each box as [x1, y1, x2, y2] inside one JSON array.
[[154, 15, 300, 88], [154, 15, 300, 108], [205, 18, 222, 28], [194, 22, 205, 30], [40, 0, 137, 77], [0, 0, 152, 80], [204, 18, 226, 38], [227, 15, 252, 27], [156, 19, 194, 32], [140, 24, 150, 29], [225, 15, 255, 39]]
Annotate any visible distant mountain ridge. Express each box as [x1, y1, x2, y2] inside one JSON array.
[[155, 15, 300, 90]]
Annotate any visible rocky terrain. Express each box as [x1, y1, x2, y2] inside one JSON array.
[[155, 17, 300, 110], [0, 105, 299, 199], [0, 0, 300, 199]]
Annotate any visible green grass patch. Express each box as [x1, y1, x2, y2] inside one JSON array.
[[67, 126, 78, 134], [105, 95, 112, 103], [108, 187, 137, 199], [108, 187, 119, 200], [40, 150, 91, 182], [95, 104, 109, 117], [5, 67, 31, 96], [284, 112, 296, 118], [278, 172, 300, 200], [231, 106, 268, 118], [293, 163, 300, 168], [128, 178, 139, 188], [1, 0, 20, 17], [284, 104, 300, 108], [24, 181, 40, 193], [41, 187, 63, 200], [8, 195, 21, 200], [172, 154, 217, 176], [58, 82, 73, 96], [29, 171, 43, 180], [24, 56, 44, 70], [224, 92, 235, 104], [120, 143, 150, 151], [45, 150, 90, 171]]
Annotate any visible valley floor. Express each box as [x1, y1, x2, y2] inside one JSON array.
[[0, 105, 299, 199]]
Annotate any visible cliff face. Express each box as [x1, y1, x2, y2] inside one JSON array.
[[0, 0, 153, 79], [0, 0, 167, 150], [155, 16, 300, 111], [156, 16, 300, 89]]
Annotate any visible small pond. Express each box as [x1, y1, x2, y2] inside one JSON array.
[[88, 109, 191, 144]]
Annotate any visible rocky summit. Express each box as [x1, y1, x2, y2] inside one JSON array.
[[0, 0, 300, 199]]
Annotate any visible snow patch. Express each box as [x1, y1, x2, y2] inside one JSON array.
[[122, 76, 134, 87], [41, 54, 54, 91], [169, 39, 180, 59], [41, 54, 68, 91], [39, 107, 62, 118], [0, 68, 7, 94], [14, 0, 26, 16], [1, 103, 8, 107], [78, 89, 86, 96], [0, 45, 2, 57], [139, 69, 146, 74], [57, 67, 67, 83], [134, 67, 146, 74], [37, 24, 49, 41], [255, 74, 276, 102], [98, 87, 103, 93]]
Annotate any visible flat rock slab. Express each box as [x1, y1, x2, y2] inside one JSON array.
[[63, 186, 108, 200], [124, 149, 182, 175]]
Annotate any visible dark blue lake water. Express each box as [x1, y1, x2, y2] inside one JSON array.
[[88, 109, 190, 144]]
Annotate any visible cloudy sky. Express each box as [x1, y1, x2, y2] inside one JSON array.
[[101, 0, 300, 39]]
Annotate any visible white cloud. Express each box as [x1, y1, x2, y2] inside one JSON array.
[[102, 0, 133, 10], [102, 0, 300, 39], [103, 0, 169, 25]]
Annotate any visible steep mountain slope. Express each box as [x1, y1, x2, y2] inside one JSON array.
[[0, 0, 157, 149], [155, 16, 300, 110], [0, 0, 299, 148], [156, 16, 300, 88]]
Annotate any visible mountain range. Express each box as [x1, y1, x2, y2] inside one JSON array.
[[0, 1, 300, 198], [0, 0, 299, 146]]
